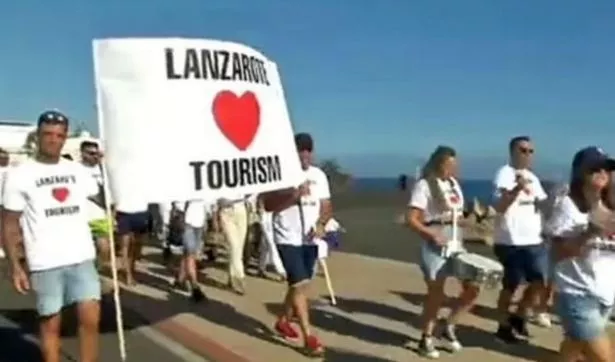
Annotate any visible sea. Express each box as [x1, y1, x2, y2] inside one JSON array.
[[352, 177, 554, 205]]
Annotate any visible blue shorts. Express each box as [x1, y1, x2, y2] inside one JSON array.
[[419, 241, 454, 281], [116, 211, 150, 235], [277, 244, 318, 287], [556, 292, 612, 341], [493, 244, 547, 291], [183, 226, 204, 255], [30, 260, 101, 317]]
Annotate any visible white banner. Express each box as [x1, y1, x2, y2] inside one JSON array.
[[93, 38, 302, 204]]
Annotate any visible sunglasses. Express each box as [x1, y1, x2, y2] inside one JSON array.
[[83, 151, 99, 156], [38, 112, 68, 126], [519, 147, 534, 154]]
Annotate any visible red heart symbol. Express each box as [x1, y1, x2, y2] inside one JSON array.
[[52, 187, 70, 202], [212, 91, 260, 151]]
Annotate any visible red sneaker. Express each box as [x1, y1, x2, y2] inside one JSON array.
[[304, 335, 325, 357], [274, 319, 299, 339]]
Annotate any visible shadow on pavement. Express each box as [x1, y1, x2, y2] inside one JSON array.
[[391, 290, 501, 323], [311, 295, 556, 361], [0, 327, 43, 362]]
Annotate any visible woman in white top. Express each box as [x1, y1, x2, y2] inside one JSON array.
[[407, 146, 480, 359], [546, 146, 615, 362]]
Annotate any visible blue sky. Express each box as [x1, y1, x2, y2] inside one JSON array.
[[1, 1, 614, 178]]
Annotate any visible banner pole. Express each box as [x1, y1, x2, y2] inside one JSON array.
[[101, 162, 128, 361]]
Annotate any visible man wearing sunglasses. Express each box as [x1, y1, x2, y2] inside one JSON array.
[[2, 110, 102, 361], [261, 133, 332, 357], [492, 135, 550, 343], [80, 141, 111, 268]]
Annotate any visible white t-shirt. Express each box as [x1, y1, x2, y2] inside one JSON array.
[[547, 196, 615, 306], [2, 159, 98, 271], [172, 200, 210, 228], [273, 166, 331, 246], [409, 178, 465, 250], [493, 165, 547, 246], [81, 163, 105, 220], [115, 198, 149, 213]]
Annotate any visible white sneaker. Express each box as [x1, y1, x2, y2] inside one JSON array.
[[534, 313, 552, 328], [418, 336, 440, 359], [441, 323, 463, 352]]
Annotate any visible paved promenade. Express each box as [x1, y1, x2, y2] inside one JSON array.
[[119, 247, 582, 362], [4, 246, 614, 361]]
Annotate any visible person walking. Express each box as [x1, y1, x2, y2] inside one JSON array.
[[218, 195, 249, 294], [2, 110, 102, 362]]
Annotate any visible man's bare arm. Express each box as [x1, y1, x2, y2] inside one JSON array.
[[1, 208, 23, 270], [262, 188, 300, 212], [317, 199, 333, 227]]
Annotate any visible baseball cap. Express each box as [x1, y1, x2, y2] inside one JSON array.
[[37, 110, 69, 127], [572, 146, 615, 178], [295, 133, 313, 151]]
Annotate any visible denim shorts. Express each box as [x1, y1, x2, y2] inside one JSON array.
[[277, 244, 318, 287], [116, 211, 150, 235], [182, 225, 204, 255], [556, 292, 612, 341], [30, 260, 101, 317], [493, 244, 548, 291], [419, 241, 454, 281]]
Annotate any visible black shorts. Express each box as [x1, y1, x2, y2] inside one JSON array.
[[493, 244, 548, 291], [277, 244, 318, 287], [116, 211, 150, 235]]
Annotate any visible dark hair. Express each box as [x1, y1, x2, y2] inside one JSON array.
[[568, 168, 615, 213], [509, 136, 531, 153], [421, 145, 457, 210], [80, 140, 99, 151]]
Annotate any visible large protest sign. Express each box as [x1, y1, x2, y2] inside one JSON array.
[[93, 38, 303, 204]]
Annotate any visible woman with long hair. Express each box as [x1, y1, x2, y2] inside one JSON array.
[[407, 146, 480, 359], [547, 146, 615, 362]]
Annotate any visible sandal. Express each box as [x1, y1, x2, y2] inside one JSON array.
[[303, 335, 325, 358], [274, 319, 299, 339]]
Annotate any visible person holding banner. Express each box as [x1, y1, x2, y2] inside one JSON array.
[[261, 133, 330, 357], [2, 110, 102, 362]]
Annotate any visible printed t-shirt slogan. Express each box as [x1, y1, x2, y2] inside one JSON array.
[[93, 38, 302, 204]]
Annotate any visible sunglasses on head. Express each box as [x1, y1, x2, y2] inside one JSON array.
[[38, 112, 68, 126]]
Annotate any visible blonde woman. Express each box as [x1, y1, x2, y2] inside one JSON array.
[[407, 146, 480, 359]]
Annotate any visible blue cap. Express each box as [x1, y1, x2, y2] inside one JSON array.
[[572, 146, 615, 178]]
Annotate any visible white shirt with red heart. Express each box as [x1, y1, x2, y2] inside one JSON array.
[[2, 158, 99, 271], [408, 177, 465, 248], [493, 164, 547, 246]]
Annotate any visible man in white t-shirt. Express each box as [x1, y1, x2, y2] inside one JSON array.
[[492, 136, 549, 343], [0, 147, 10, 258], [1, 110, 101, 361], [261, 133, 331, 357], [79, 140, 111, 265]]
